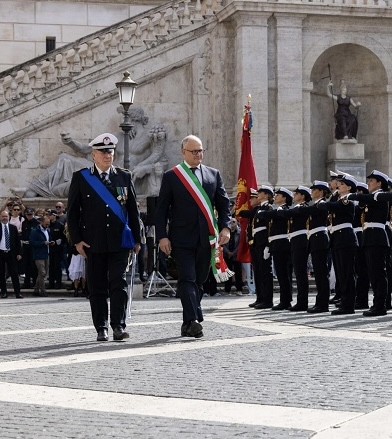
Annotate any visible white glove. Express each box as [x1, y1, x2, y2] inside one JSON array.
[[56, 239, 62, 245], [263, 246, 270, 260]]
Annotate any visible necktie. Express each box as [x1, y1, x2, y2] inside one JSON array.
[[101, 172, 108, 184], [190, 167, 197, 174], [4, 224, 10, 250]]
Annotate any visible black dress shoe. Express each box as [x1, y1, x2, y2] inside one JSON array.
[[1, 294, 8, 299], [182, 321, 203, 338], [331, 308, 355, 315], [249, 301, 260, 308], [307, 305, 329, 313], [38, 291, 48, 297], [254, 302, 273, 309], [15, 294, 23, 299], [363, 307, 387, 317], [271, 303, 291, 311], [113, 326, 130, 341], [288, 304, 308, 312], [97, 328, 109, 341]]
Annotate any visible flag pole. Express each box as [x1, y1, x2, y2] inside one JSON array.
[[235, 94, 257, 263]]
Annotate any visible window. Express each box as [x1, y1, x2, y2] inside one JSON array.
[[46, 37, 56, 53]]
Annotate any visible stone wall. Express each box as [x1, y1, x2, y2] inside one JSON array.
[[0, 0, 164, 72], [3, 1, 392, 205]]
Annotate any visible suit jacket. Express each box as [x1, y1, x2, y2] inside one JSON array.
[[0, 223, 21, 256], [29, 227, 51, 260], [67, 165, 141, 253], [155, 163, 231, 248]]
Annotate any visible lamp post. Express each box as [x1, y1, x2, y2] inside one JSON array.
[[115, 71, 138, 170]]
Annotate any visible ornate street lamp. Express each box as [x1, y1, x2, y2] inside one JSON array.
[[115, 71, 138, 170]]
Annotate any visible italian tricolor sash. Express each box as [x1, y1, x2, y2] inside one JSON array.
[[173, 162, 234, 282]]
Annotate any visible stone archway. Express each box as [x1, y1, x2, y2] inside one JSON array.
[[308, 43, 388, 181]]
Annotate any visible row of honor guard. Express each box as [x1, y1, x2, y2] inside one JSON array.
[[239, 169, 392, 317]]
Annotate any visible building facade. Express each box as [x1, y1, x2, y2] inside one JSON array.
[[1, 0, 392, 201]]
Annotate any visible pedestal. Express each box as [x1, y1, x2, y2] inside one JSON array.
[[327, 142, 368, 182]]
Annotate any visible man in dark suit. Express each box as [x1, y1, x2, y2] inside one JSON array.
[[48, 210, 65, 289], [0, 211, 23, 299], [155, 134, 231, 338], [67, 133, 141, 342]]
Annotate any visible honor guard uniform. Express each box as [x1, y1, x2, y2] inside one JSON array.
[[278, 186, 311, 311], [67, 132, 141, 341], [240, 186, 274, 309], [329, 170, 342, 202], [328, 170, 344, 305], [301, 181, 331, 313], [321, 175, 358, 314], [349, 170, 390, 316], [257, 187, 293, 310], [353, 182, 370, 309]]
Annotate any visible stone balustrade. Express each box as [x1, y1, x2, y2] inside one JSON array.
[[0, 0, 390, 110], [0, 0, 223, 109]]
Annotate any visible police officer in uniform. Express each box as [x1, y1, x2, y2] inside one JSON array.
[[241, 186, 274, 309], [67, 133, 141, 341], [319, 175, 358, 314], [348, 170, 389, 316], [257, 187, 293, 310], [294, 181, 331, 313], [353, 182, 370, 309], [278, 186, 311, 311]]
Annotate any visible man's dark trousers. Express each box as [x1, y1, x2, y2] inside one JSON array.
[[86, 249, 130, 331], [171, 246, 211, 323]]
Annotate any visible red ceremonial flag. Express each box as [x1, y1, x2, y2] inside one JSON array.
[[235, 96, 257, 263]]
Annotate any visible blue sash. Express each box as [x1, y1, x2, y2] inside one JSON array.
[[81, 168, 135, 249]]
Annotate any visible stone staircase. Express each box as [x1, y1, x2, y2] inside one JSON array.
[[0, 0, 222, 146]]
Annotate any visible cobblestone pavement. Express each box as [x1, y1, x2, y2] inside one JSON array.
[[0, 292, 391, 438]]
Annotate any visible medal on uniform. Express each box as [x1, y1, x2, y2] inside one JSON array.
[[116, 187, 125, 204]]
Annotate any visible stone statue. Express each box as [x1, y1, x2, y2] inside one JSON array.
[[23, 106, 168, 198], [327, 80, 362, 142]]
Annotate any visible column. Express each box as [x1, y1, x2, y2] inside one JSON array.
[[232, 11, 272, 186], [275, 14, 306, 187]]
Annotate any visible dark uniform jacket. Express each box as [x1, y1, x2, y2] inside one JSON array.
[[155, 164, 231, 248], [258, 204, 290, 253], [67, 165, 141, 253], [240, 201, 273, 248], [278, 202, 309, 250], [21, 217, 39, 244], [322, 196, 358, 250], [49, 220, 65, 254], [292, 199, 329, 252], [349, 191, 389, 247]]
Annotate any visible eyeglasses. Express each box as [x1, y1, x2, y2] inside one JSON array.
[[183, 149, 205, 156], [55, 206, 62, 209], [13, 208, 20, 211]]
